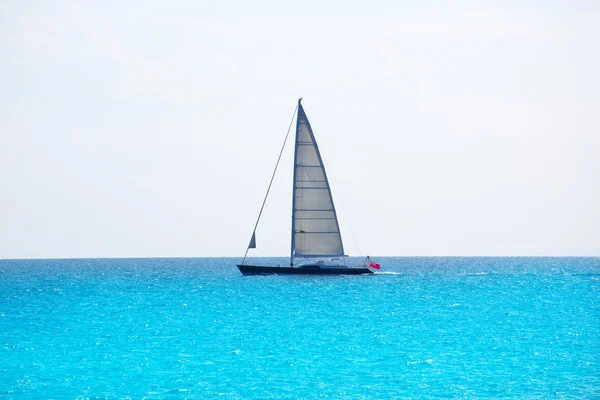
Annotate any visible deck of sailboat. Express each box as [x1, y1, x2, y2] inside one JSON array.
[[237, 264, 373, 276]]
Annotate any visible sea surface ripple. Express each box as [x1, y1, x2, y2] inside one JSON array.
[[1, 257, 599, 398]]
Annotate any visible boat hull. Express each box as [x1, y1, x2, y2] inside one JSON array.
[[237, 264, 373, 276]]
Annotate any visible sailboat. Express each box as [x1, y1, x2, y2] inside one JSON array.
[[237, 99, 379, 275]]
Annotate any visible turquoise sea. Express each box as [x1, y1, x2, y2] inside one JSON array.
[[1, 257, 599, 398]]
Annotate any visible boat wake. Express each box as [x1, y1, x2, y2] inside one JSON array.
[[375, 271, 403, 275]]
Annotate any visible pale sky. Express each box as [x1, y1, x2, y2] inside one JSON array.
[[1, 0, 599, 258]]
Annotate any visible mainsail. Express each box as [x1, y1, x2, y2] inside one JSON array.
[[291, 100, 345, 259]]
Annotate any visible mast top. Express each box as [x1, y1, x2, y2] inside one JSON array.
[[298, 97, 303, 104]]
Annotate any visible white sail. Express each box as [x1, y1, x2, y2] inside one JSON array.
[[291, 101, 345, 258]]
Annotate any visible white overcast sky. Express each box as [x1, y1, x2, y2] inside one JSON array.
[[1, 0, 599, 258]]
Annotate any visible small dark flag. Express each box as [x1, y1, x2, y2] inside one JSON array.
[[249, 232, 256, 249]]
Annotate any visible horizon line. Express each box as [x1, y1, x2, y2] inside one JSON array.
[[1, 255, 599, 261]]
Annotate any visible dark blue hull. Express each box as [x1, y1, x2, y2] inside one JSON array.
[[237, 264, 373, 276]]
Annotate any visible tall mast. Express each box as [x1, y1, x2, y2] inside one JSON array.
[[290, 98, 302, 266]]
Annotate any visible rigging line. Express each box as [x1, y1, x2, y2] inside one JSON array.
[[348, 221, 363, 257], [241, 105, 298, 265], [334, 197, 363, 257], [255, 247, 272, 257], [322, 151, 363, 257]]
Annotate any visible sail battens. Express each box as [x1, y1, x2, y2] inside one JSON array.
[[296, 217, 337, 220], [291, 103, 345, 259], [295, 208, 337, 212], [296, 231, 341, 234]]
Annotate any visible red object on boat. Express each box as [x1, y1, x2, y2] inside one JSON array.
[[369, 262, 381, 270]]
